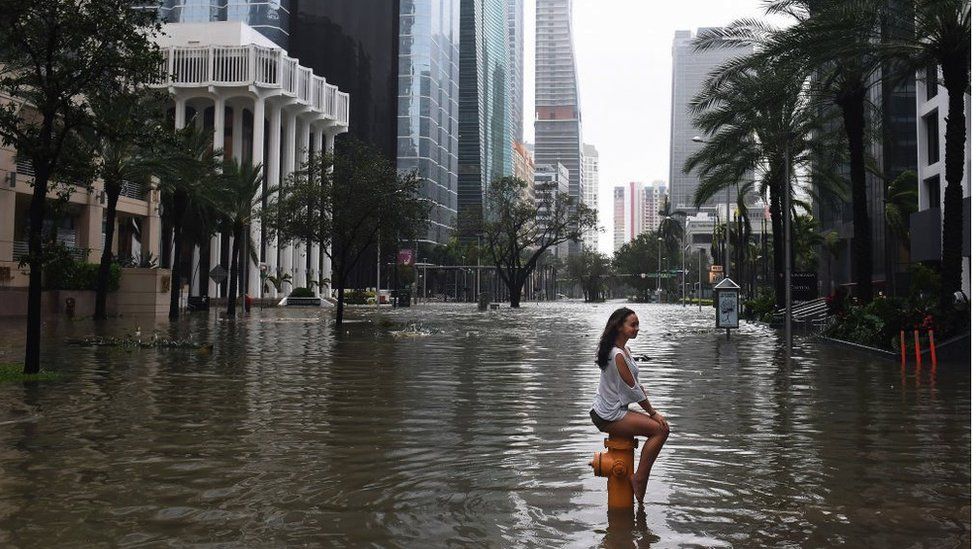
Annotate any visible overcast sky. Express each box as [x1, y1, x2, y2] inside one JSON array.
[[522, 0, 767, 255]]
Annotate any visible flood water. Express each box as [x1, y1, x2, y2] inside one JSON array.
[[0, 302, 969, 547]]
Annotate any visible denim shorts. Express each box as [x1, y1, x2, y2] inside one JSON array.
[[590, 409, 613, 432]]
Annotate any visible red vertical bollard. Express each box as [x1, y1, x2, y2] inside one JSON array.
[[913, 330, 922, 367], [928, 329, 938, 369], [900, 330, 906, 367]]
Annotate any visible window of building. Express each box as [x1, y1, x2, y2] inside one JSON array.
[[925, 175, 941, 210], [925, 111, 940, 165], [926, 64, 939, 100]]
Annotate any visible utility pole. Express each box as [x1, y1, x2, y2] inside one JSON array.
[[784, 142, 792, 353]]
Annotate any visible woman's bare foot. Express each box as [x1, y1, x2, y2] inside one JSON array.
[[630, 474, 645, 506]]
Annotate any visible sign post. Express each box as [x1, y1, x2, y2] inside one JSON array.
[[714, 277, 740, 341]]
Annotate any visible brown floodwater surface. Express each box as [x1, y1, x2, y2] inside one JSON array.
[[0, 302, 969, 547]]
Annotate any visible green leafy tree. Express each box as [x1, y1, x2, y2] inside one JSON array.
[[264, 138, 428, 325], [613, 232, 665, 302], [567, 249, 610, 302], [0, 0, 162, 373], [480, 176, 598, 308], [656, 196, 687, 256]]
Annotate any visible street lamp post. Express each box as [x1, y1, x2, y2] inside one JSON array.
[[656, 236, 663, 300], [698, 249, 703, 312]]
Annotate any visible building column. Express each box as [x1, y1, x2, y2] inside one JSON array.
[[265, 102, 281, 298], [280, 108, 297, 295], [209, 94, 226, 297], [307, 125, 324, 296], [0, 187, 15, 263], [248, 95, 265, 296], [231, 103, 244, 162], [321, 128, 338, 295], [292, 116, 311, 290], [174, 96, 187, 130], [80, 187, 104, 264]]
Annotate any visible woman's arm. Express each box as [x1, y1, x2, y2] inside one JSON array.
[[614, 354, 656, 417]]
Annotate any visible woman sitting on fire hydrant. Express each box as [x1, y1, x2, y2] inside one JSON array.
[[589, 307, 670, 506]]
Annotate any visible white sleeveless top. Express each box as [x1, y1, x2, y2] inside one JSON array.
[[591, 346, 648, 422]]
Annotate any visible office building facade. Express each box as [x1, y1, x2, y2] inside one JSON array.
[[397, 0, 461, 244], [669, 29, 752, 212], [534, 0, 582, 253], [458, 0, 513, 231]]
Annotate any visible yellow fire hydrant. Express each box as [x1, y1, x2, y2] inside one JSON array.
[[589, 435, 638, 508]]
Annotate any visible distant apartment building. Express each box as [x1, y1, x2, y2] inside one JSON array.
[[641, 182, 668, 237], [535, 163, 570, 259], [581, 143, 600, 251], [514, 140, 535, 201], [612, 181, 669, 252], [669, 29, 753, 212], [911, 63, 971, 298], [613, 182, 643, 251]]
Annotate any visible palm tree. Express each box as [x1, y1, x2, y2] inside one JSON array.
[[656, 196, 687, 256], [157, 124, 222, 320], [822, 230, 844, 294], [217, 159, 266, 318], [90, 91, 165, 319], [696, 0, 895, 305], [684, 53, 825, 307], [884, 170, 919, 246]]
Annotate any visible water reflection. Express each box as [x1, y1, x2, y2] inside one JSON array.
[[0, 303, 969, 547]]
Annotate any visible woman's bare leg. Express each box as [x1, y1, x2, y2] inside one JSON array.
[[607, 411, 669, 504]]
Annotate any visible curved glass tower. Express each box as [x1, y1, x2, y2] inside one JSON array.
[[157, 0, 290, 48]]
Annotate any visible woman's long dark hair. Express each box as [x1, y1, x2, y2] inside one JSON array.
[[596, 307, 635, 370]]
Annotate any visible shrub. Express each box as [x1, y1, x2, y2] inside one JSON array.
[[344, 289, 372, 304], [289, 287, 315, 298], [43, 251, 120, 292], [743, 288, 776, 321]]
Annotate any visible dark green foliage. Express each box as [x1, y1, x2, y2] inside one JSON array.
[[343, 289, 372, 305], [742, 288, 776, 322], [289, 287, 315, 298], [33, 243, 120, 291], [825, 292, 970, 352]]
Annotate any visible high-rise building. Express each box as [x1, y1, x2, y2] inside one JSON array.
[[641, 182, 668, 238], [507, 0, 524, 143], [289, 1, 400, 161], [535, 0, 583, 254], [669, 29, 752, 212], [580, 143, 599, 251], [458, 0, 513, 231], [613, 182, 643, 251], [397, 0, 461, 244], [157, 0, 290, 47]]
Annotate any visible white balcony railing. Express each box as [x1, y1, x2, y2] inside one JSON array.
[[154, 44, 348, 126]]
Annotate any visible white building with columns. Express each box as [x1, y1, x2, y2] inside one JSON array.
[[153, 22, 349, 299]]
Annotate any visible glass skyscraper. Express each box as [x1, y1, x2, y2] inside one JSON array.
[[397, 0, 461, 244], [458, 0, 513, 227], [157, 0, 290, 48]]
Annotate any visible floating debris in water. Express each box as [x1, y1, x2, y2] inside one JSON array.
[[390, 323, 434, 337], [65, 335, 205, 350]]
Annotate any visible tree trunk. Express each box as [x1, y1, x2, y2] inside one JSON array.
[[769, 175, 785, 308], [939, 56, 967, 301], [24, 163, 51, 375], [507, 271, 524, 308], [95, 186, 121, 320], [838, 89, 873, 304], [227, 224, 242, 317], [334, 272, 345, 326]]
